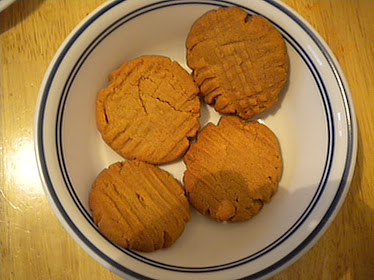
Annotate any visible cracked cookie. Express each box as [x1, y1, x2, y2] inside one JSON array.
[[186, 7, 289, 120], [89, 160, 191, 252], [96, 55, 201, 164], [183, 116, 282, 222]]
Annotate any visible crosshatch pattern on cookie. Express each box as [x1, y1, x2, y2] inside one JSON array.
[[90, 160, 191, 252], [186, 7, 289, 119], [184, 116, 282, 222]]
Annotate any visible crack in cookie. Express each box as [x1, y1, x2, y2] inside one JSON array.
[[96, 56, 201, 164]]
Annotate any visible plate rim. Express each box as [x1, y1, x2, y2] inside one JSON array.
[[34, 0, 357, 279]]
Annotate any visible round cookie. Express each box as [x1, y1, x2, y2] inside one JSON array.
[[186, 7, 289, 120], [96, 56, 201, 164], [183, 116, 282, 222], [89, 160, 191, 252]]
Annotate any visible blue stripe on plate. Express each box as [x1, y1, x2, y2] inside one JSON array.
[[36, 0, 354, 278], [57, 0, 334, 273], [56, 0, 334, 272], [37, 1, 154, 279]]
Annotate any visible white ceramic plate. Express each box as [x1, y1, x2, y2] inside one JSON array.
[[34, 1, 357, 279]]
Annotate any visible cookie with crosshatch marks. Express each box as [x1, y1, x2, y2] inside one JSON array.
[[96, 55, 201, 165], [89, 160, 191, 252], [183, 116, 282, 222], [186, 6, 289, 120]]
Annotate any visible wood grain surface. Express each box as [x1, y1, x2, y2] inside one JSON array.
[[1, 1, 373, 279]]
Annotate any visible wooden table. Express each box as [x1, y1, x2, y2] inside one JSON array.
[[1, 1, 373, 279]]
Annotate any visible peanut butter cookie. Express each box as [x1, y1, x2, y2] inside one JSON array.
[[186, 7, 289, 119], [89, 160, 191, 252], [96, 56, 201, 164], [183, 116, 282, 222]]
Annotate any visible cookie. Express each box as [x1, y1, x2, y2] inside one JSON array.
[[186, 7, 289, 119], [183, 116, 282, 222], [96, 56, 201, 164], [89, 160, 191, 252]]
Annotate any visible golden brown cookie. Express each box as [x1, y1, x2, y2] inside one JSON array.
[[183, 116, 282, 222], [96, 56, 201, 164], [89, 160, 191, 252], [186, 7, 289, 120]]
